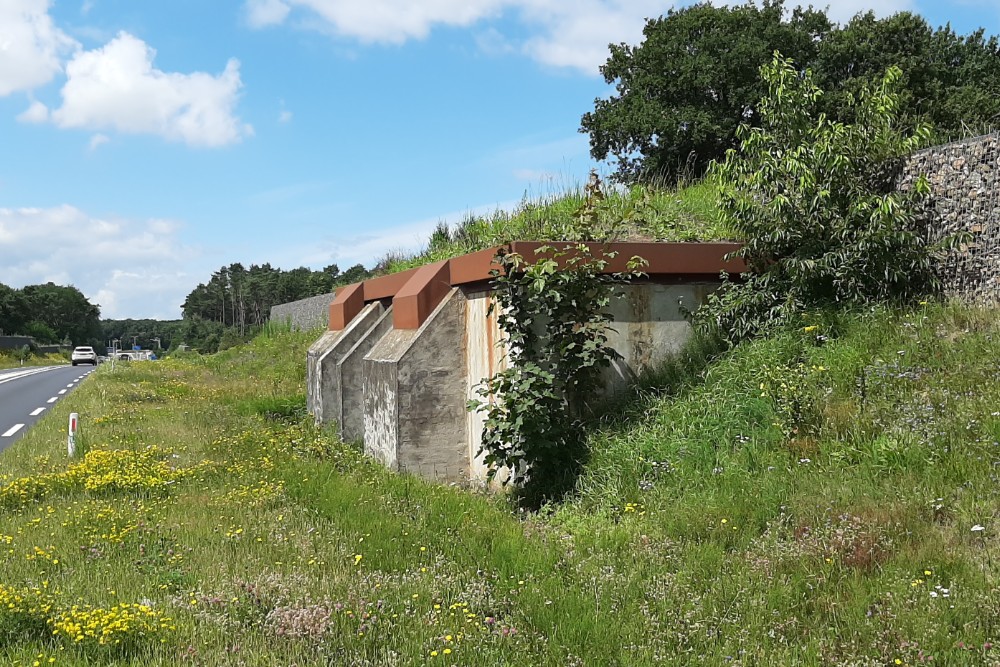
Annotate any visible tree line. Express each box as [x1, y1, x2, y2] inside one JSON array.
[[178, 261, 371, 352], [2, 261, 371, 356], [0, 282, 101, 348], [582, 1, 1000, 183]]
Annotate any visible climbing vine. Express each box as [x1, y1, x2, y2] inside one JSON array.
[[469, 242, 643, 501]]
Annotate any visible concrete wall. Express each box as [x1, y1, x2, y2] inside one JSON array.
[[306, 302, 385, 427], [270, 292, 335, 331], [901, 132, 1000, 301], [339, 306, 394, 442], [0, 336, 35, 351], [363, 289, 470, 480], [308, 280, 723, 484]]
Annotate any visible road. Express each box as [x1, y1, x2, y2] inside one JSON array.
[[0, 365, 95, 454]]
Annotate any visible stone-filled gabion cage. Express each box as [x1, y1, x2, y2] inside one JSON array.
[[900, 132, 1000, 302]]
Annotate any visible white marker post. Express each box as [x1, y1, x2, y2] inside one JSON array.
[[68, 412, 78, 457]]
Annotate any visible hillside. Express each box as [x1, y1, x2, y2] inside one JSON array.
[[1, 303, 999, 665], [377, 179, 733, 275]]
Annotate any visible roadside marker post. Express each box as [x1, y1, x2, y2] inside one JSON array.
[[68, 413, 78, 457]]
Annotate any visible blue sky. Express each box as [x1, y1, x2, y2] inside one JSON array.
[[0, 0, 997, 319]]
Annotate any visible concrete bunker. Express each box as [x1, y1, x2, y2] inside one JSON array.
[[307, 242, 744, 483]]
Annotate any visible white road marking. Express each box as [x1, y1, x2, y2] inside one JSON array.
[[66, 384, 74, 388], [2, 424, 24, 438], [46, 397, 58, 404], [29, 408, 45, 416], [0, 366, 58, 385], [58, 389, 67, 395]]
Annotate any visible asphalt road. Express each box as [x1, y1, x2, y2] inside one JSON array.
[[0, 365, 95, 454]]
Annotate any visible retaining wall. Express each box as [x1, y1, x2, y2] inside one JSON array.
[[901, 132, 1000, 301], [270, 292, 335, 330]]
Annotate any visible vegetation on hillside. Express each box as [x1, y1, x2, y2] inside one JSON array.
[[1, 303, 1000, 665], [377, 178, 730, 275]]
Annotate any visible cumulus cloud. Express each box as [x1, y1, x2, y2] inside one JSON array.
[[0, 205, 198, 319], [243, 0, 507, 43], [88, 133, 109, 150], [17, 100, 50, 123], [242, 0, 919, 73], [46, 32, 251, 147], [245, 0, 292, 27], [0, 0, 79, 96]]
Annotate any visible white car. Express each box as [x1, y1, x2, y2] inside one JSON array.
[[71, 346, 98, 366]]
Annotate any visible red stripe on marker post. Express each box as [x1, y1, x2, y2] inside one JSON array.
[[68, 412, 78, 457]]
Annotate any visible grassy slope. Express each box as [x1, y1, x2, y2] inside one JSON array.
[[1, 303, 1000, 665], [378, 180, 732, 274], [0, 352, 70, 370]]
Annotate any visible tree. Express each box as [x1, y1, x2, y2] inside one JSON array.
[[0, 283, 29, 335], [583, 2, 1000, 184], [19, 283, 101, 346], [699, 53, 937, 344], [814, 12, 1000, 136], [581, 0, 830, 183]]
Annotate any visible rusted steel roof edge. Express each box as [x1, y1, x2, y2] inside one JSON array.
[[329, 242, 743, 331]]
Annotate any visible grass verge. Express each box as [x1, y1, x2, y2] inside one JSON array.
[[1, 303, 999, 664]]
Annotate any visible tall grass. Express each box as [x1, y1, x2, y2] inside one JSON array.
[[378, 179, 734, 275], [1, 302, 1000, 664]]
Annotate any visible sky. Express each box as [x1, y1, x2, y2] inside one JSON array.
[[1, 0, 998, 319]]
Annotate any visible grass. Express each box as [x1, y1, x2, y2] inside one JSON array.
[[378, 179, 733, 275], [0, 352, 68, 370], [1, 301, 1000, 664]]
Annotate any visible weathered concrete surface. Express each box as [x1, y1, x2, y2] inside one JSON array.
[[463, 288, 504, 482], [604, 283, 718, 391], [338, 306, 394, 442], [363, 289, 469, 479], [313, 302, 385, 427], [306, 331, 339, 418], [459, 282, 720, 482]]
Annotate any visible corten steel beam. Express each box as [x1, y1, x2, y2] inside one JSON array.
[[328, 282, 364, 331], [329, 241, 744, 331], [393, 260, 452, 330]]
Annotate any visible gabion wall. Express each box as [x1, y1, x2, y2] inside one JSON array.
[[900, 133, 1000, 301], [269, 292, 334, 331]]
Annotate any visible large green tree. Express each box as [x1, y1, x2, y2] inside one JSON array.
[[19, 283, 101, 346], [0, 283, 29, 336], [581, 0, 830, 182], [583, 2, 1000, 183]]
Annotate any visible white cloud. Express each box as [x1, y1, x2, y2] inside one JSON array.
[[242, 0, 921, 73], [244, 0, 507, 44], [279, 109, 293, 123], [17, 100, 50, 123], [47, 32, 251, 147], [822, 0, 915, 23], [267, 200, 519, 270], [517, 0, 664, 72], [246, 0, 292, 27], [88, 133, 109, 150], [0, 205, 198, 319], [0, 0, 79, 96]]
